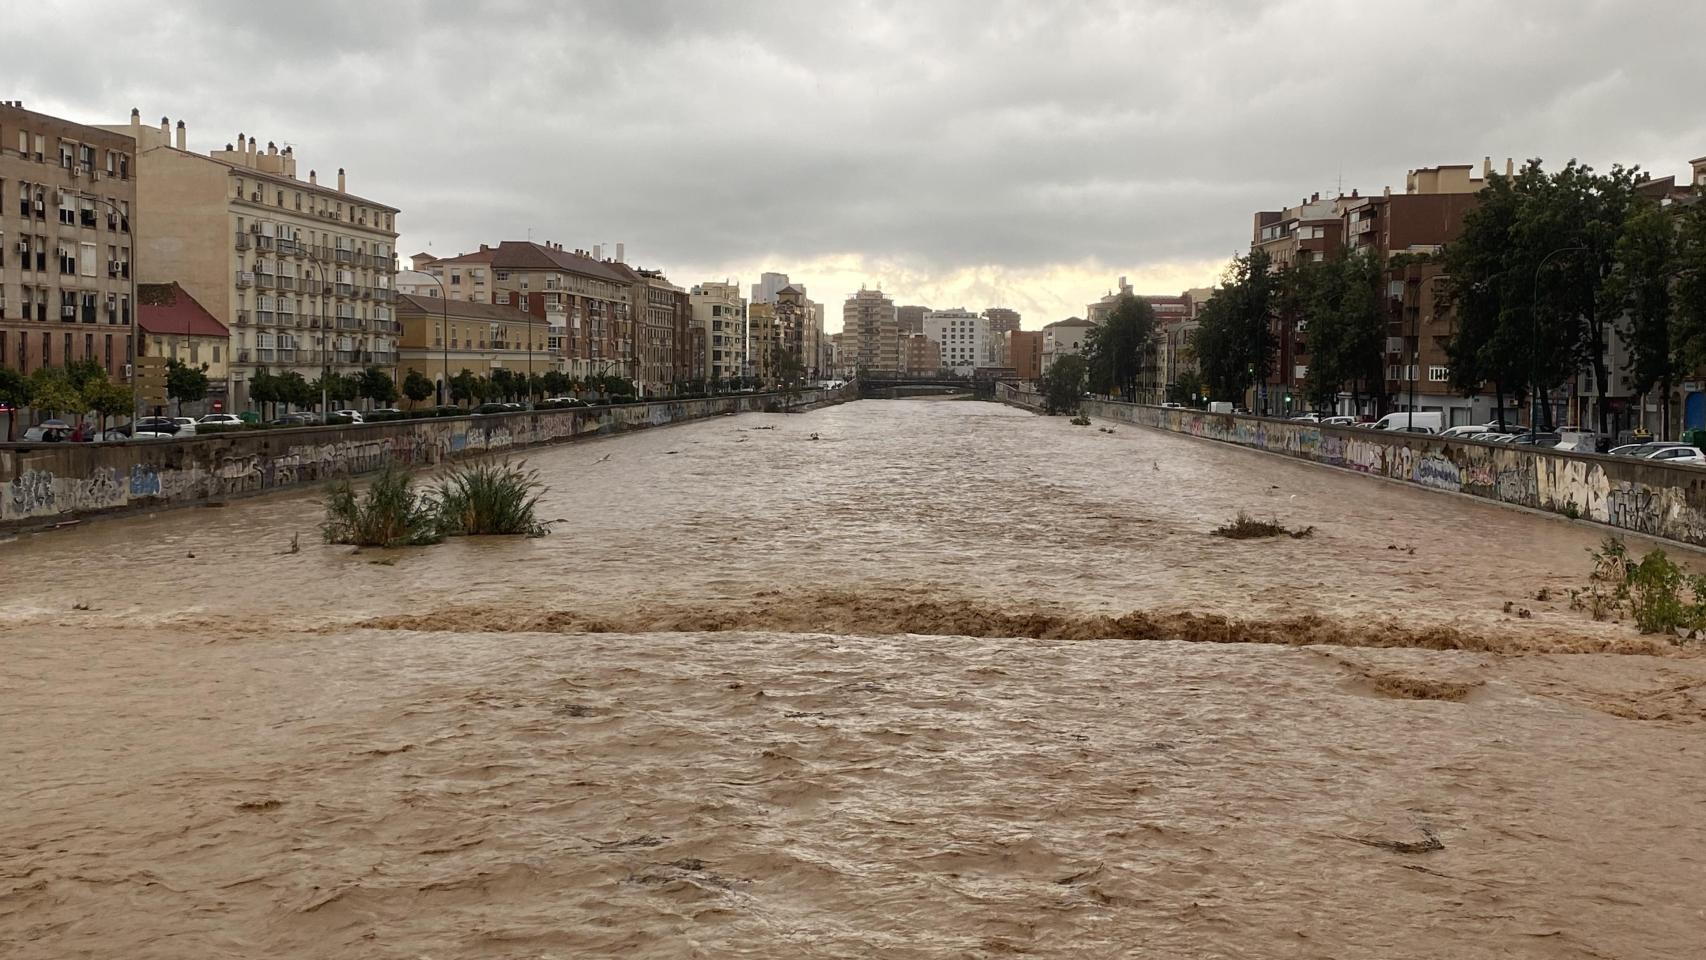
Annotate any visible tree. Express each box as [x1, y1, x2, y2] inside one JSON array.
[[81, 375, 131, 435], [27, 368, 82, 421], [1674, 200, 1706, 382], [358, 366, 398, 407], [0, 367, 33, 441], [449, 368, 480, 406], [249, 370, 280, 420], [1444, 167, 1528, 425], [1610, 199, 1680, 437], [773, 349, 806, 411], [1191, 251, 1277, 410], [166, 359, 210, 416], [63, 358, 106, 393], [1299, 251, 1386, 414], [541, 370, 569, 397], [1169, 369, 1203, 406], [1082, 294, 1157, 402], [490, 368, 517, 402], [402, 369, 435, 408], [1041, 354, 1087, 414], [277, 371, 315, 412]]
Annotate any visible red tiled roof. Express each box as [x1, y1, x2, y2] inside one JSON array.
[[137, 282, 230, 338], [395, 293, 546, 325], [485, 241, 636, 285]]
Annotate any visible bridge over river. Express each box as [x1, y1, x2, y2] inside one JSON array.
[[4, 399, 1702, 958]]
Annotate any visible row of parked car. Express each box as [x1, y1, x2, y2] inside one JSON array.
[[1284, 411, 1706, 461]]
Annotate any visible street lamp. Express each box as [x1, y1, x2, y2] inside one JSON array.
[[1531, 245, 1588, 438]]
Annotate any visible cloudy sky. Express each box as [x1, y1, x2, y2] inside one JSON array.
[[9, 0, 1705, 329]]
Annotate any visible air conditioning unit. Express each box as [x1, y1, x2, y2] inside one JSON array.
[[33, 201, 44, 213], [250, 191, 262, 201], [107, 260, 119, 272], [62, 305, 76, 318], [123, 363, 133, 379]]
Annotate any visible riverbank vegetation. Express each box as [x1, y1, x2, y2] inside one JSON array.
[[1576, 536, 1706, 638], [1213, 511, 1315, 540], [322, 460, 551, 547]]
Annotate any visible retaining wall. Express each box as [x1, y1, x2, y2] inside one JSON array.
[[0, 388, 849, 532], [1081, 399, 1706, 548]]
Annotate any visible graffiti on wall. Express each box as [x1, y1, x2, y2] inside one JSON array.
[[1082, 399, 1706, 548], [0, 387, 845, 528]]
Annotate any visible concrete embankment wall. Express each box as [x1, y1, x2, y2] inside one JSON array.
[[1076, 398, 1706, 548], [0, 387, 850, 532]]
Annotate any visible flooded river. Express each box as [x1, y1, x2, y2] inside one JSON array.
[[3, 399, 1704, 958]]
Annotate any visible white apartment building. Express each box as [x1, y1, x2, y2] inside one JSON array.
[[1041, 317, 1096, 375], [923, 307, 988, 375], [691, 280, 745, 382]]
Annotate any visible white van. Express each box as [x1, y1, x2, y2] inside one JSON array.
[[1372, 411, 1442, 433]]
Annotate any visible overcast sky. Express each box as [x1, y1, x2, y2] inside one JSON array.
[[8, 1, 1705, 329]]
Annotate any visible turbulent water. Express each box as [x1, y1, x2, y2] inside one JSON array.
[[3, 399, 1704, 958]]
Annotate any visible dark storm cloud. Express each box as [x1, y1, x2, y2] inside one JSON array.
[[7, 0, 1705, 284]]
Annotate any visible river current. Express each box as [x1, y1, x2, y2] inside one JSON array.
[[3, 399, 1703, 958]]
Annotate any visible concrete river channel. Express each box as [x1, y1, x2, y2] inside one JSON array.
[[3, 398, 1703, 958]]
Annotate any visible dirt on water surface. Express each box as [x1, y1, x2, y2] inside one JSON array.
[[3, 400, 1705, 958]]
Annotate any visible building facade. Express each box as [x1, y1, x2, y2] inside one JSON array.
[[899, 333, 942, 376], [896, 304, 928, 337], [843, 287, 897, 374], [137, 281, 230, 412], [0, 102, 138, 380], [690, 280, 745, 383], [983, 307, 1020, 364], [1041, 317, 1095, 375], [423, 242, 632, 382], [395, 293, 549, 401], [1007, 330, 1043, 381], [923, 307, 988, 375], [103, 112, 399, 412]]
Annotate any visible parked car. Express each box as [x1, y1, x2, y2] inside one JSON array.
[[1161, 402, 1183, 409], [270, 413, 320, 426], [1290, 412, 1320, 422], [1371, 411, 1442, 433], [1469, 432, 1507, 442], [1319, 415, 1359, 427], [368, 407, 402, 417], [133, 416, 180, 435], [1439, 424, 1491, 439], [1554, 430, 1598, 453], [198, 413, 244, 428], [1614, 441, 1684, 457], [475, 402, 510, 415], [22, 423, 72, 442], [1643, 445, 1706, 464], [129, 430, 177, 441], [324, 409, 364, 424], [1508, 432, 1562, 446], [170, 417, 198, 436]]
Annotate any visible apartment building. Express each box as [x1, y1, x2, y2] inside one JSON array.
[[775, 283, 810, 370], [137, 282, 230, 412], [899, 333, 942, 376], [896, 304, 928, 336], [395, 294, 549, 400], [983, 307, 1020, 365], [629, 267, 687, 396], [424, 242, 632, 381], [1041, 317, 1094, 375], [690, 280, 745, 382], [748, 301, 778, 379], [923, 307, 988, 375], [0, 102, 138, 379], [1349, 164, 1484, 424], [843, 287, 897, 373], [1006, 329, 1043, 380], [1087, 277, 1133, 324], [101, 111, 399, 411], [1252, 194, 1345, 269]]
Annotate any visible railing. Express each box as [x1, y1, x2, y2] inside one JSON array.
[[235, 271, 254, 288], [234, 232, 250, 251], [235, 310, 250, 326]]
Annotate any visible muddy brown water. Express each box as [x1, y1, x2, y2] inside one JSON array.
[[3, 399, 1704, 958]]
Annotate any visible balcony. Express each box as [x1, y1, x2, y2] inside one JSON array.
[[257, 274, 276, 290], [278, 349, 297, 363], [335, 283, 353, 297], [334, 248, 353, 263], [257, 311, 275, 326], [234, 232, 250, 251], [277, 239, 301, 256], [235, 271, 255, 288], [235, 310, 250, 326], [278, 276, 298, 291], [258, 349, 275, 363], [238, 349, 252, 363], [256, 236, 275, 251]]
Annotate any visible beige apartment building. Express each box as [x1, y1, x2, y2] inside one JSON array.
[[102, 111, 400, 411], [690, 280, 745, 382], [396, 293, 549, 401], [424, 242, 633, 382], [0, 102, 138, 380], [747, 300, 778, 379], [899, 333, 942, 376], [629, 266, 687, 395], [843, 287, 897, 373]]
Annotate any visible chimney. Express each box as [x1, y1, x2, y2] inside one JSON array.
[[309, 169, 317, 185], [479, 243, 489, 252], [1483, 156, 1492, 177], [1351, 188, 1359, 198], [247, 136, 256, 164], [1383, 185, 1392, 198], [616, 242, 625, 263], [130, 108, 140, 135], [337, 167, 345, 192], [1505, 158, 1514, 176], [267, 140, 277, 156], [159, 116, 169, 139], [1311, 192, 1319, 202], [175, 119, 186, 150]]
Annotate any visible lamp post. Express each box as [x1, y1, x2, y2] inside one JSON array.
[[1531, 245, 1588, 439], [86, 197, 139, 427]]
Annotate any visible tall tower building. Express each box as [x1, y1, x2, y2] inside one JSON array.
[[843, 287, 897, 373]]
